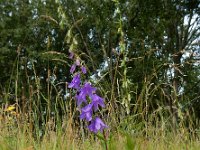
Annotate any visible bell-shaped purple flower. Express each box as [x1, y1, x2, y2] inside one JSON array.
[[76, 59, 81, 66], [70, 64, 76, 74], [91, 94, 105, 111], [76, 93, 87, 107], [88, 117, 108, 133], [80, 104, 93, 121], [81, 66, 87, 74], [78, 82, 96, 101], [69, 51, 74, 59], [68, 74, 81, 90]]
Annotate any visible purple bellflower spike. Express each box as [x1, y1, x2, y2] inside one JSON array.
[[91, 94, 105, 111], [80, 104, 93, 121], [76, 93, 88, 107], [68, 54, 108, 135], [88, 117, 108, 133], [68, 74, 81, 90], [70, 64, 76, 74], [69, 51, 74, 59], [81, 66, 87, 74]]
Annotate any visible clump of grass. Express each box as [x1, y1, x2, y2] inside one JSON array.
[[1, 117, 200, 150]]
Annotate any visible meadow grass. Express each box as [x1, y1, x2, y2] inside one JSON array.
[[0, 113, 200, 150], [1, 49, 200, 150]]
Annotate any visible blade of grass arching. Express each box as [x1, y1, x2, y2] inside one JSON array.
[[4, 53, 19, 104], [14, 53, 20, 116]]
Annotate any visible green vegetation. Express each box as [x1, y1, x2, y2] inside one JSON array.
[[0, 0, 200, 149]]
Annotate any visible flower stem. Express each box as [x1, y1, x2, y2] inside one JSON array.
[[103, 130, 108, 150]]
